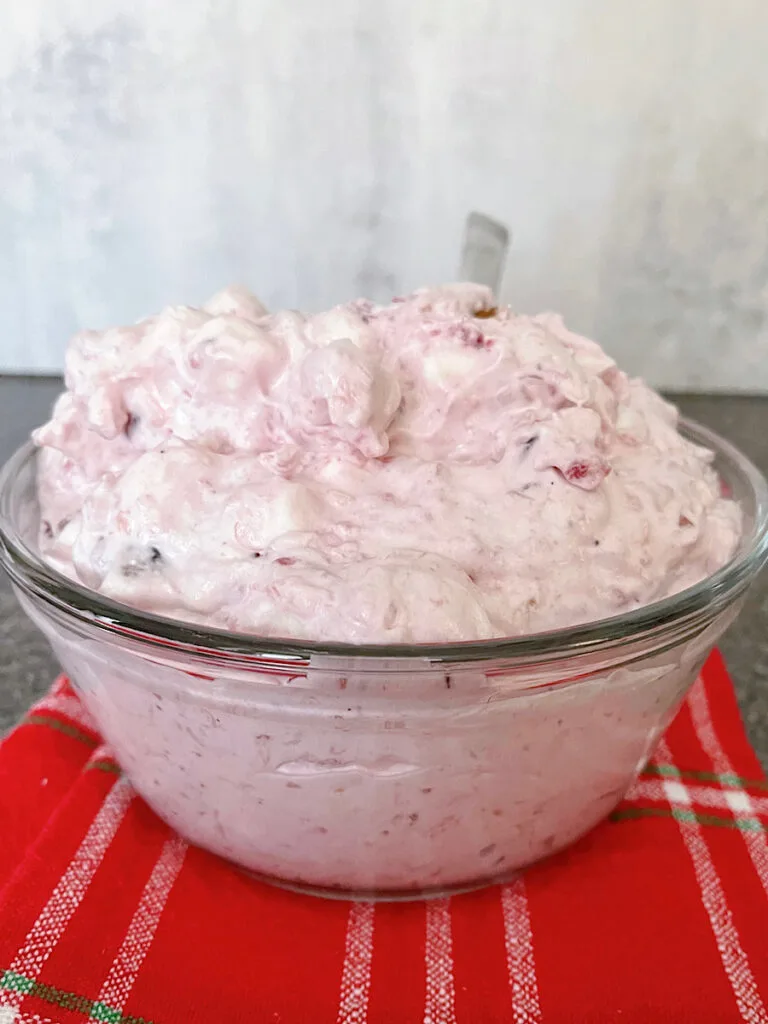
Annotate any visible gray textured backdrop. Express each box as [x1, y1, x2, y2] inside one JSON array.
[[1, 0, 768, 386]]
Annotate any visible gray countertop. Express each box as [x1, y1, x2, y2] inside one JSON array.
[[0, 377, 766, 769]]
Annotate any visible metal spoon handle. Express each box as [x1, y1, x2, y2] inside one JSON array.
[[459, 212, 510, 296]]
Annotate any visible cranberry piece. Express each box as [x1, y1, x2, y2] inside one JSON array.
[[553, 458, 610, 491], [565, 462, 590, 482]]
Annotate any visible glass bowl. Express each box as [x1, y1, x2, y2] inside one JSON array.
[[1, 419, 766, 900]]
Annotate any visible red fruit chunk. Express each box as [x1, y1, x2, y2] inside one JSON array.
[[556, 458, 610, 491]]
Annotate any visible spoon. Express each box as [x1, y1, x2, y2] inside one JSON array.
[[458, 212, 510, 297]]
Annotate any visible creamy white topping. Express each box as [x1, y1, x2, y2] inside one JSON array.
[[35, 283, 741, 641]]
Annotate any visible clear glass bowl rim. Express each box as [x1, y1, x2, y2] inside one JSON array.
[[1, 416, 767, 666]]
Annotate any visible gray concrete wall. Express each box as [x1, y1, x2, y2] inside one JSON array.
[[1, 0, 767, 387]]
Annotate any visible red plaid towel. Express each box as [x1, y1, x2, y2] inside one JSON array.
[[0, 650, 766, 1024]]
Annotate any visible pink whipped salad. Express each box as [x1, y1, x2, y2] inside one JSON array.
[[34, 284, 741, 642]]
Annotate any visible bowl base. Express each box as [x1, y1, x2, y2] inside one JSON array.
[[236, 865, 523, 902]]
